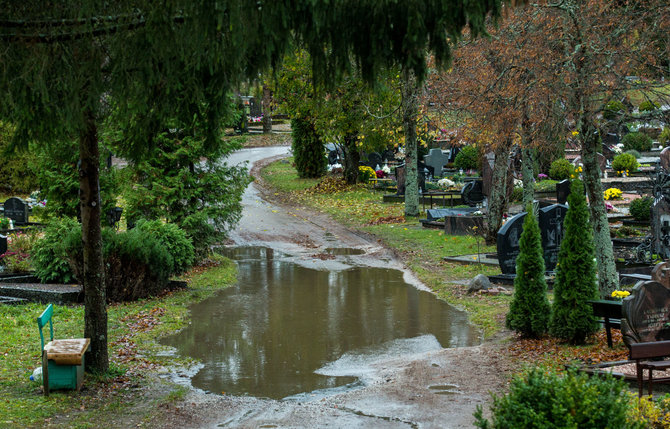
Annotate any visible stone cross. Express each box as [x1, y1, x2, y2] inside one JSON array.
[[423, 149, 450, 178]]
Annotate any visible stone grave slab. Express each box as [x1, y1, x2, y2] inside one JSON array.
[[426, 207, 479, 221], [423, 149, 450, 178], [496, 212, 527, 275], [445, 214, 484, 236], [539, 204, 568, 271], [3, 197, 28, 225], [461, 180, 485, 207], [623, 280, 670, 344], [394, 166, 425, 196]]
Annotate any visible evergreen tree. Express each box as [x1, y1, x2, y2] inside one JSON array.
[[550, 179, 599, 344], [291, 116, 327, 178], [506, 208, 551, 337]]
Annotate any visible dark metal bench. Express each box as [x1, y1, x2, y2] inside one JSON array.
[[588, 299, 622, 348], [630, 340, 670, 397]]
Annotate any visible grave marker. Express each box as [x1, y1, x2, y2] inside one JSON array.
[[461, 180, 485, 207], [0, 235, 6, 255], [3, 197, 28, 225], [660, 147, 670, 172], [539, 204, 568, 271], [496, 212, 527, 275], [423, 149, 450, 178], [623, 280, 670, 344], [556, 180, 570, 205]]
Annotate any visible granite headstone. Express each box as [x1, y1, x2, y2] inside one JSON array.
[[0, 234, 6, 255], [496, 212, 527, 275], [394, 166, 425, 195], [3, 197, 28, 225], [556, 180, 571, 205], [651, 197, 670, 260], [660, 147, 670, 172], [423, 149, 450, 178], [461, 180, 485, 207], [623, 280, 670, 345], [539, 204, 569, 271]]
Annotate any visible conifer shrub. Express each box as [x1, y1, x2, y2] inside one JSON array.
[[603, 100, 626, 120], [32, 218, 81, 283], [474, 367, 636, 429], [291, 117, 327, 178], [639, 100, 660, 112], [622, 132, 653, 152], [134, 220, 194, 275], [453, 145, 478, 171], [548, 158, 573, 181], [550, 179, 599, 344], [611, 152, 639, 174], [505, 208, 551, 338], [629, 196, 653, 222]]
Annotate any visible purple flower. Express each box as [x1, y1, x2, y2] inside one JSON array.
[[537, 173, 548, 180]]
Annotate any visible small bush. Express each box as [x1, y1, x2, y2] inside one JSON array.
[[639, 100, 660, 112], [134, 220, 194, 275], [474, 367, 637, 429], [510, 187, 522, 202], [625, 149, 641, 159], [629, 196, 653, 222], [1, 231, 38, 273], [611, 153, 640, 174], [453, 145, 478, 171], [660, 127, 670, 145], [358, 165, 376, 183], [32, 218, 81, 283], [603, 100, 626, 120], [628, 394, 670, 428], [548, 158, 574, 181], [622, 132, 653, 152]]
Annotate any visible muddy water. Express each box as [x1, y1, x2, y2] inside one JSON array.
[[161, 247, 479, 400]]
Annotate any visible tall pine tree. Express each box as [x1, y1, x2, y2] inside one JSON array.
[[550, 179, 599, 344], [506, 208, 551, 338]]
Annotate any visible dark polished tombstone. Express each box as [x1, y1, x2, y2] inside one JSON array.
[[660, 147, 670, 172], [328, 150, 339, 165], [381, 150, 395, 163], [394, 166, 425, 196], [0, 235, 6, 255], [461, 180, 485, 207], [3, 197, 29, 225], [603, 133, 620, 146], [423, 149, 450, 178], [651, 198, 670, 260], [448, 146, 461, 163], [556, 180, 570, 205], [622, 280, 670, 345], [539, 204, 569, 271], [496, 212, 527, 275], [366, 152, 382, 169]]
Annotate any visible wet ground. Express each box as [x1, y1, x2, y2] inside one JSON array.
[[152, 146, 511, 428]]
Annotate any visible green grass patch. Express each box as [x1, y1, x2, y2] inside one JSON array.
[[261, 158, 512, 338], [261, 159, 321, 193], [0, 254, 237, 428]]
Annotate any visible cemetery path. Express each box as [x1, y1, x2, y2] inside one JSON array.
[[152, 147, 512, 429]]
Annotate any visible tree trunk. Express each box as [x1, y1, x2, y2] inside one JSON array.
[[522, 148, 535, 215], [79, 109, 108, 373], [485, 142, 511, 244], [342, 134, 360, 185], [581, 126, 619, 296], [262, 84, 272, 134], [402, 70, 419, 217]]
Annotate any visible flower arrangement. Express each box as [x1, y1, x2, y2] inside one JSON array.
[[537, 173, 548, 181], [570, 165, 583, 179], [604, 188, 623, 200], [358, 165, 377, 183], [375, 169, 385, 178], [382, 165, 391, 175], [437, 178, 455, 189], [611, 290, 630, 300]]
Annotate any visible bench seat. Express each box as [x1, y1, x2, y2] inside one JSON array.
[[630, 340, 670, 397], [44, 338, 90, 365]]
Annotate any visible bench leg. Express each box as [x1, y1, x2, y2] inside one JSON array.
[[649, 369, 654, 397], [637, 361, 644, 397], [42, 350, 49, 397], [604, 319, 613, 348]]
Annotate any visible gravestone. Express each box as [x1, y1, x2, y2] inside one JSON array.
[[381, 150, 395, 163], [651, 198, 670, 260], [423, 149, 450, 178], [447, 146, 461, 163], [461, 180, 485, 207], [0, 234, 6, 255], [394, 166, 425, 196], [660, 147, 670, 172], [622, 280, 670, 344], [539, 204, 569, 271], [603, 133, 620, 146], [496, 212, 527, 275], [556, 180, 570, 205], [3, 197, 28, 225], [366, 152, 382, 169], [652, 261, 670, 287]]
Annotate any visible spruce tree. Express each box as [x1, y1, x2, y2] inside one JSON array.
[[291, 117, 327, 179], [550, 179, 599, 344], [506, 208, 551, 338]]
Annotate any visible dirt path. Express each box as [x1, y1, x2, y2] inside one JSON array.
[[151, 147, 511, 429]]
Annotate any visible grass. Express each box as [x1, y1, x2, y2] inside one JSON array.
[[0, 254, 237, 428], [261, 158, 511, 339]]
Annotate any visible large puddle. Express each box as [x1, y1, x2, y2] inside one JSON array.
[[161, 247, 479, 400]]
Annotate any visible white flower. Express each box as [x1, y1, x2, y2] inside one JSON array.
[[437, 178, 455, 188], [382, 165, 391, 174], [327, 163, 342, 172]]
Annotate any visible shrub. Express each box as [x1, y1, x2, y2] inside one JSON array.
[[624, 149, 641, 159], [134, 220, 194, 275], [639, 100, 660, 112], [622, 132, 653, 152], [32, 218, 81, 283], [550, 179, 599, 344], [474, 367, 637, 429], [629, 196, 653, 222], [611, 153, 640, 174], [548, 158, 573, 181], [505, 207, 551, 338], [453, 145, 478, 171], [628, 394, 670, 428], [358, 165, 376, 183], [291, 116, 327, 178], [604, 188, 623, 200], [510, 186, 522, 202], [0, 121, 39, 194], [660, 127, 670, 146], [0, 231, 38, 273], [603, 100, 626, 120]]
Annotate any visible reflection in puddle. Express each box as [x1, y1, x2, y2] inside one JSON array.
[[161, 246, 479, 400], [428, 384, 462, 395], [324, 247, 366, 255]]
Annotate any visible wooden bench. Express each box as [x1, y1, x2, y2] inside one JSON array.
[[37, 304, 90, 396], [588, 299, 622, 348], [630, 340, 670, 397]]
